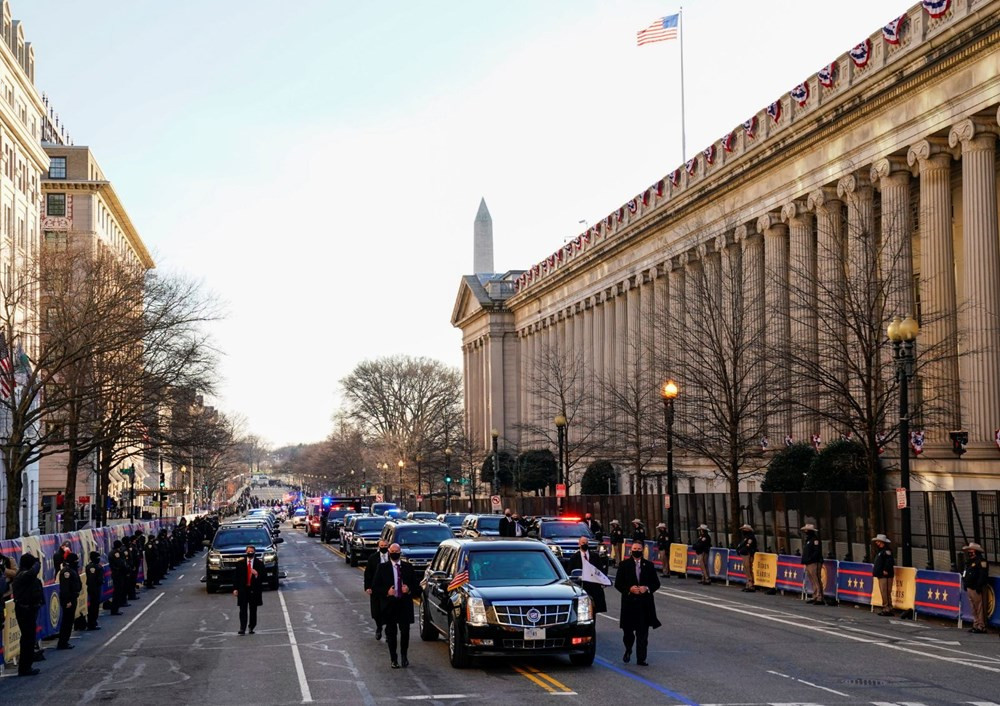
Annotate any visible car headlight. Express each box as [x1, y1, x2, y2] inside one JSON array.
[[263, 551, 277, 565], [467, 596, 488, 626], [578, 594, 593, 623], [598, 545, 607, 556], [208, 551, 221, 567]]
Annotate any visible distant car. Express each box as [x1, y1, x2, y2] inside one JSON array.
[[383, 508, 408, 519], [437, 513, 468, 537], [291, 508, 308, 529], [379, 520, 454, 573], [370, 502, 397, 517], [322, 508, 359, 544], [534, 518, 605, 569], [460, 514, 503, 538], [307, 514, 322, 537], [407, 511, 438, 521], [339, 514, 365, 553], [205, 525, 284, 593]]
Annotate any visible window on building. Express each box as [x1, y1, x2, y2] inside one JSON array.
[[43, 230, 67, 251], [46, 193, 65, 217], [48, 156, 66, 179]]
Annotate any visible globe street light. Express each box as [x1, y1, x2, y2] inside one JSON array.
[[398, 459, 406, 506], [555, 414, 567, 516], [887, 314, 919, 567], [661, 379, 679, 544]]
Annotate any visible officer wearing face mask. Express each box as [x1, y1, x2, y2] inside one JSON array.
[[364, 539, 390, 640], [12, 553, 44, 676], [57, 552, 82, 649], [372, 543, 420, 668], [613, 541, 661, 666], [232, 545, 264, 635], [568, 536, 608, 613]]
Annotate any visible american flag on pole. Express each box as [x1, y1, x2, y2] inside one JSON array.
[[0, 332, 13, 399], [637, 13, 679, 46]]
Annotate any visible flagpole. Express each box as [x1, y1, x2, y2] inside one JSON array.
[[679, 6, 687, 163]]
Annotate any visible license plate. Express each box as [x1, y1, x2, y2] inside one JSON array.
[[524, 627, 546, 640]]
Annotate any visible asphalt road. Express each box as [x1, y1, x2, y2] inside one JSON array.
[[5, 526, 1000, 705]]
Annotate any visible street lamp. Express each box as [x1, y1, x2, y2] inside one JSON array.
[[416, 454, 423, 509], [491, 429, 500, 511], [444, 447, 453, 513], [398, 459, 405, 505], [887, 314, 919, 567], [661, 379, 679, 544], [555, 414, 567, 516], [180, 465, 187, 516]]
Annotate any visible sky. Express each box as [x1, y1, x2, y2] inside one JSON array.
[[15, 0, 910, 447]]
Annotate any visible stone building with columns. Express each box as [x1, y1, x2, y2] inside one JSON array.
[[453, 0, 1000, 493]]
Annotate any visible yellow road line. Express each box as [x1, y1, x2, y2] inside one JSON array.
[[520, 664, 575, 693], [511, 664, 557, 693]]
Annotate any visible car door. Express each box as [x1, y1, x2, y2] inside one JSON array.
[[428, 546, 455, 630]]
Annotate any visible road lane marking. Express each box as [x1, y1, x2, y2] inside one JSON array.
[[99, 593, 164, 651], [511, 664, 558, 693], [178, 574, 184, 580], [520, 664, 576, 694], [659, 587, 1000, 674], [766, 669, 850, 698], [594, 656, 698, 704], [598, 613, 619, 622], [400, 695, 481, 701], [279, 589, 314, 703]]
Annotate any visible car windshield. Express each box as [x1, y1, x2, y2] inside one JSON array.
[[540, 522, 592, 539], [214, 529, 270, 549], [395, 525, 453, 546], [354, 518, 389, 532], [476, 516, 502, 531], [327, 510, 351, 520], [409, 513, 436, 520], [467, 550, 561, 586], [293, 509, 307, 517], [371, 503, 396, 515], [440, 515, 464, 527]]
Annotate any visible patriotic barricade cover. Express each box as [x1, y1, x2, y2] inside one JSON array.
[[836, 561, 874, 604], [922, 0, 950, 18], [910, 430, 925, 455], [727, 551, 748, 584], [703, 144, 716, 165], [790, 82, 809, 107], [685, 547, 703, 575], [766, 101, 782, 123], [850, 39, 871, 68], [708, 547, 729, 580], [721, 131, 735, 152], [959, 575, 1000, 628], [776, 555, 806, 593], [883, 15, 906, 44], [823, 559, 839, 599], [818, 63, 836, 88], [914, 569, 962, 619], [743, 116, 757, 139]]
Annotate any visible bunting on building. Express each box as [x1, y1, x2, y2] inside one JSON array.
[[743, 116, 758, 139], [654, 179, 665, 196], [784, 434, 794, 447], [850, 39, 871, 68], [669, 169, 681, 186], [876, 431, 887, 455], [685, 157, 697, 175], [910, 430, 925, 455], [627, 198, 637, 213], [640, 189, 650, 206], [883, 15, 906, 44], [922, 0, 950, 18], [811, 433, 822, 451], [617, 206, 626, 223], [818, 62, 837, 88], [760, 436, 769, 451], [703, 144, 716, 165], [790, 82, 809, 107], [766, 101, 782, 123], [605, 214, 614, 228], [721, 131, 736, 152]]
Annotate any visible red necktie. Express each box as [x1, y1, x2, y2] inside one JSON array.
[[247, 559, 252, 586]]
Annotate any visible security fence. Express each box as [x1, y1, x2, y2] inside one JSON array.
[[425, 489, 999, 572]]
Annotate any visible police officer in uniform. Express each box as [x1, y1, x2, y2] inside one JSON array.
[[609, 520, 625, 567], [871, 534, 895, 616], [801, 524, 824, 604], [962, 542, 990, 634], [737, 524, 758, 592], [109, 540, 127, 614], [364, 539, 390, 640], [85, 551, 103, 630], [655, 522, 671, 577], [693, 525, 712, 585], [631, 518, 647, 545], [12, 553, 43, 676], [57, 553, 82, 649]]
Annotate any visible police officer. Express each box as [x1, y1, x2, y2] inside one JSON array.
[[631, 518, 647, 545], [85, 551, 104, 630], [144, 534, 159, 588], [693, 525, 712, 585], [962, 542, 990, 634], [871, 534, 895, 616], [801, 524, 824, 605], [655, 522, 671, 577], [123, 536, 139, 602], [109, 540, 127, 614], [57, 552, 82, 649], [737, 524, 758, 592], [609, 520, 625, 567], [12, 553, 43, 676]]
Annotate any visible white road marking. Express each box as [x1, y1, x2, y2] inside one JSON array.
[[598, 613, 619, 622], [400, 696, 481, 701], [659, 587, 1000, 674], [278, 589, 313, 703], [766, 669, 850, 698], [98, 592, 164, 651], [178, 574, 184, 580]]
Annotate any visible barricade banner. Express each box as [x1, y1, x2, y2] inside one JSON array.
[[837, 561, 874, 605], [648, 541, 665, 569], [78, 529, 97, 563], [41, 582, 62, 641], [2, 598, 20, 664], [753, 552, 778, 589], [668, 543, 688, 574], [823, 559, 839, 600], [709, 548, 729, 580], [643, 540, 655, 563], [39, 533, 58, 583], [959, 576, 1000, 628], [915, 569, 963, 620], [871, 566, 916, 612], [686, 548, 703, 575], [727, 551, 748, 584], [776, 555, 806, 593]]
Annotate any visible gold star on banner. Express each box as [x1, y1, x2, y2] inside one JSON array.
[[941, 590, 948, 602], [927, 588, 935, 599], [934, 589, 942, 601]]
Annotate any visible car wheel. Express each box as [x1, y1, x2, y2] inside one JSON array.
[[569, 641, 596, 666], [419, 601, 437, 641], [206, 581, 218, 594], [269, 576, 280, 590], [349, 551, 358, 567], [343, 547, 350, 562], [448, 619, 470, 668]]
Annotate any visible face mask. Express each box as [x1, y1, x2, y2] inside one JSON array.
[[505, 513, 511, 518], [579, 544, 588, 550], [379, 547, 388, 554], [388, 552, 401, 562], [247, 553, 255, 559], [631, 551, 643, 559]]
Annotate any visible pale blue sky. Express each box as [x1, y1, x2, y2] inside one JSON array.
[[15, 1, 908, 446]]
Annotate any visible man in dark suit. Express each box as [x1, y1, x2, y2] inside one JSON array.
[[567, 536, 608, 613], [364, 539, 390, 640], [232, 545, 264, 635], [498, 509, 516, 537], [613, 541, 661, 666], [372, 543, 421, 668]]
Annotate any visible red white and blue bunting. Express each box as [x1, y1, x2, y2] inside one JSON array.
[[653, 179, 665, 197], [605, 214, 614, 228], [876, 431, 887, 455], [766, 100, 782, 123], [922, 0, 950, 18], [790, 82, 809, 107], [721, 131, 735, 153], [760, 436, 769, 451], [703, 144, 716, 165], [669, 169, 681, 186], [811, 433, 822, 451], [685, 157, 697, 175], [818, 62, 837, 88], [743, 116, 758, 139], [616, 206, 625, 223], [627, 198, 637, 213], [850, 39, 871, 68], [883, 15, 906, 45], [909, 430, 925, 455], [592, 224, 601, 239], [641, 189, 650, 206], [784, 434, 794, 447]]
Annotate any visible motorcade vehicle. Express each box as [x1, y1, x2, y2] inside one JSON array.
[[459, 514, 502, 538], [407, 511, 438, 521], [322, 503, 364, 544], [291, 507, 308, 529], [437, 513, 468, 536], [307, 513, 322, 537], [370, 502, 397, 517], [379, 520, 454, 573], [338, 514, 365, 553], [205, 524, 284, 592], [346, 516, 391, 566], [419, 538, 596, 668], [383, 508, 408, 519], [532, 518, 605, 569]]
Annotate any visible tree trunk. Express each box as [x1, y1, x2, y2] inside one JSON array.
[[2, 447, 22, 539], [729, 464, 741, 547], [62, 442, 82, 532]]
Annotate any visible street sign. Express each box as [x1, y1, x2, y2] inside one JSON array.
[[375, 494, 384, 503], [79, 496, 91, 504], [490, 495, 502, 510], [896, 487, 907, 510], [555, 484, 566, 498], [416, 494, 423, 502], [664, 493, 671, 510]]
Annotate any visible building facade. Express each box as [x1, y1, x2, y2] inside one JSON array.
[[453, 0, 1000, 494]]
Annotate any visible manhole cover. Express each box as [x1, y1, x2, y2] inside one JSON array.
[[844, 678, 887, 686], [843, 676, 923, 688]]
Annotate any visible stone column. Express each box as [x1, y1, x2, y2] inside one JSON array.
[[463, 343, 472, 441], [626, 276, 640, 376], [593, 294, 606, 424], [736, 225, 765, 440], [759, 212, 791, 439], [684, 252, 701, 438], [838, 172, 875, 411], [949, 117, 1000, 446], [871, 155, 916, 317], [604, 287, 617, 421], [655, 264, 670, 372], [530, 326, 540, 441], [782, 200, 818, 441], [582, 299, 595, 428], [616, 282, 629, 433], [671, 255, 687, 382], [907, 138, 960, 436], [640, 270, 656, 395]]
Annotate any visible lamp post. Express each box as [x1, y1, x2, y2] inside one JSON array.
[[555, 414, 567, 516], [887, 314, 919, 567], [398, 459, 405, 505], [490, 429, 500, 511], [444, 447, 453, 513], [180, 465, 187, 517], [660, 379, 679, 543], [416, 454, 423, 509]]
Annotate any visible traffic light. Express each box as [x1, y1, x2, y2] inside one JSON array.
[[159, 472, 166, 489], [360, 482, 367, 490], [122, 465, 134, 476]]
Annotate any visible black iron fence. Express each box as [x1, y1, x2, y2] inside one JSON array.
[[422, 489, 999, 572]]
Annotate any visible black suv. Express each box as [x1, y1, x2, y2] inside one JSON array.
[[322, 508, 357, 544], [533, 519, 607, 570], [419, 538, 596, 668], [459, 514, 502, 538], [379, 520, 454, 573], [205, 523, 284, 592], [346, 516, 390, 566]]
